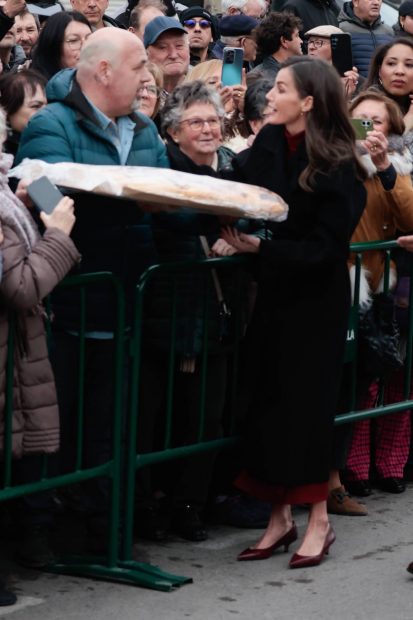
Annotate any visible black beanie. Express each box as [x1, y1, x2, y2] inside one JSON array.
[[179, 6, 219, 40], [399, 0, 413, 16]]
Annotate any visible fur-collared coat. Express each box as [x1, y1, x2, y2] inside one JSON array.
[[350, 136, 413, 306]]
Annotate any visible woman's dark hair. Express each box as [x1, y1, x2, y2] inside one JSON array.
[[349, 89, 405, 136], [244, 78, 273, 132], [254, 12, 302, 57], [0, 69, 47, 119], [31, 11, 91, 80], [280, 56, 366, 189], [364, 38, 413, 114]]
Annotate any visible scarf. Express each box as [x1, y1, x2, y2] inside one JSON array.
[[0, 153, 40, 255]]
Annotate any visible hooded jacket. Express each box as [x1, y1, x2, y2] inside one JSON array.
[[15, 68, 169, 331], [350, 136, 413, 305], [338, 2, 393, 76]]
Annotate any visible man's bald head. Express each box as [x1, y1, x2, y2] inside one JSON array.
[[75, 28, 150, 120], [77, 28, 144, 76]]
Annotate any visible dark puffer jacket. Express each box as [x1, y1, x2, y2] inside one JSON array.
[[15, 68, 169, 331], [338, 2, 393, 76], [282, 0, 339, 34]]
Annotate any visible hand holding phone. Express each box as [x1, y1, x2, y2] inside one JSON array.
[[363, 129, 389, 170], [39, 195, 76, 236]]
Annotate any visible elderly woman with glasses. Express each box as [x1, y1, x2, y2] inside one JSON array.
[[162, 79, 234, 171], [134, 81, 240, 543]]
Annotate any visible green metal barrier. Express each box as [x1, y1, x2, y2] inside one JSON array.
[[2, 242, 413, 592], [122, 256, 247, 590], [121, 241, 413, 590], [338, 240, 413, 423], [1, 272, 130, 583]]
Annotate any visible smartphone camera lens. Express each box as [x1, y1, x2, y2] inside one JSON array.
[[226, 50, 234, 63]]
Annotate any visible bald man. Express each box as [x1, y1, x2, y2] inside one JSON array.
[[15, 28, 169, 557]]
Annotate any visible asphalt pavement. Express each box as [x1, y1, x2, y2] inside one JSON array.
[[0, 483, 412, 620]]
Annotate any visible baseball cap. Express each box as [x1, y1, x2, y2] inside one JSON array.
[[144, 15, 187, 48]]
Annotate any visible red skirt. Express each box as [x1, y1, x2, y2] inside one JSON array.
[[236, 470, 328, 504]]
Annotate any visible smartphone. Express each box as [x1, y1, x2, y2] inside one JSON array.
[[330, 33, 353, 76], [351, 118, 373, 140], [27, 176, 64, 215], [221, 47, 244, 87]]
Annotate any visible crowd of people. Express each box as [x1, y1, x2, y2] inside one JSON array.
[[2, 0, 413, 604]]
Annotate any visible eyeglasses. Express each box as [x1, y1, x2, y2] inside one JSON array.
[[307, 39, 327, 49], [183, 19, 211, 29], [64, 35, 89, 50], [138, 85, 159, 96], [179, 117, 221, 130]]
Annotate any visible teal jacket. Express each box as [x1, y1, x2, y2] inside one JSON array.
[[16, 68, 168, 168], [15, 68, 169, 331]]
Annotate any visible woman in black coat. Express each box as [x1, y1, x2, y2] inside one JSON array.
[[217, 57, 367, 568]]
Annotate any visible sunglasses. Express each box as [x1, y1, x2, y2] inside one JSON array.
[[183, 19, 211, 29]]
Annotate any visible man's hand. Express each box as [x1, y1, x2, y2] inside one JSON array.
[[2, 0, 26, 19], [342, 67, 359, 99]]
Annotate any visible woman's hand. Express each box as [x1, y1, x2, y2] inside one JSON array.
[[232, 84, 247, 113], [221, 227, 261, 253], [364, 129, 390, 171], [15, 179, 33, 209], [397, 235, 413, 252], [211, 237, 237, 256], [220, 85, 235, 113], [40, 196, 75, 236], [342, 67, 359, 99], [404, 94, 413, 133]]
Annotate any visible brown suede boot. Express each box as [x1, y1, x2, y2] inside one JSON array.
[[327, 486, 368, 516]]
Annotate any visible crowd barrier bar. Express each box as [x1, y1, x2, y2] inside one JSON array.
[[2, 272, 131, 584]]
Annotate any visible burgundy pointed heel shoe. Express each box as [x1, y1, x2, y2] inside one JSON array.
[[237, 523, 298, 561], [289, 526, 336, 569]]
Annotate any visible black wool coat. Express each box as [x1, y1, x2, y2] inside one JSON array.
[[228, 124, 366, 487]]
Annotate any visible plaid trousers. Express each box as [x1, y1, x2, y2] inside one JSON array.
[[346, 368, 412, 480]]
